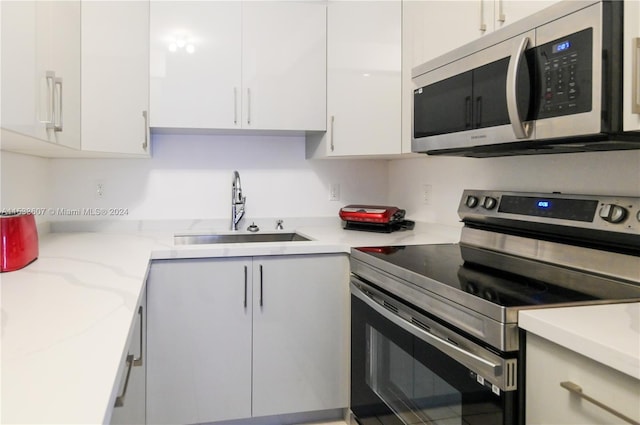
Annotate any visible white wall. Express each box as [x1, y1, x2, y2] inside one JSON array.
[[0, 151, 50, 225], [48, 133, 389, 221], [389, 150, 640, 226]]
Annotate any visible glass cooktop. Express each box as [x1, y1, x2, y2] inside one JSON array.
[[354, 244, 637, 308]]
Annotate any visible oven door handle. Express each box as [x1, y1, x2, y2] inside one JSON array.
[[351, 282, 502, 376]]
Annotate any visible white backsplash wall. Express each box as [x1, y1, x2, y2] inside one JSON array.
[[389, 150, 640, 227], [0, 151, 50, 225], [48, 133, 389, 222]]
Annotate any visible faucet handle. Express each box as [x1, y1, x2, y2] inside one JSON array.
[[276, 220, 284, 230]]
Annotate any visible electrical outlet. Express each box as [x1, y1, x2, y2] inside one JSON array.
[[329, 183, 341, 201], [422, 184, 432, 205], [95, 180, 105, 199]]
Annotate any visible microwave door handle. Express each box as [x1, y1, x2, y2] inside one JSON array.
[[506, 37, 532, 139]]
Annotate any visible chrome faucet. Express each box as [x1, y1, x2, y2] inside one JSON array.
[[231, 171, 246, 231]]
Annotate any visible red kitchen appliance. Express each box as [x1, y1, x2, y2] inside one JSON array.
[[339, 205, 414, 233], [1, 213, 39, 272]]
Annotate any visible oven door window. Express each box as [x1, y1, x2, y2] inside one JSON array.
[[351, 295, 516, 425], [367, 325, 463, 424]]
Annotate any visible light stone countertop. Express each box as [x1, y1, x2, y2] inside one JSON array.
[[0, 220, 461, 425], [4, 218, 637, 424], [519, 303, 640, 380]]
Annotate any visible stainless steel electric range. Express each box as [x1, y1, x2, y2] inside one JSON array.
[[349, 190, 640, 425]]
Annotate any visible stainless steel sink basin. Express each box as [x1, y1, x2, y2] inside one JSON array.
[[174, 232, 311, 245]]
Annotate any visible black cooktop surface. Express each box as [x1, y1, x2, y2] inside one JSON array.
[[354, 244, 619, 308]]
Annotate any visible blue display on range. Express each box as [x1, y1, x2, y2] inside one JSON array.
[[537, 200, 551, 209]]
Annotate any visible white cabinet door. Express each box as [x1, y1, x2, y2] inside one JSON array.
[[149, 2, 242, 129], [81, 1, 150, 156], [624, 0, 640, 132], [150, 1, 325, 132], [407, 1, 488, 69], [241, 1, 326, 131], [147, 258, 253, 425], [1, 1, 80, 149], [252, 254, 350, 417], [110, 291, 146, 425], [495, 0, 559, 31], [526, 333, 640, 425], [307, 0, 401, 158]]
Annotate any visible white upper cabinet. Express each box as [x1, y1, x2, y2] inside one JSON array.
[[150, 1, 326, 132], [1, 1, 81, 149], [149, 2, 242, 130], [624, 0, 640, 132], [81, 1, 150, 156], [241, 2, 326, 131], [496, 1, 560, 31], [306, 0, 402, 158], [406, 1, 560, 70]]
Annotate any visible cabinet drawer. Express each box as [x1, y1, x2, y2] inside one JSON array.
[[526, 333, 640, 425]]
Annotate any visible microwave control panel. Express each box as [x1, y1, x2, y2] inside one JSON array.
[[535, 28, 593, 119]]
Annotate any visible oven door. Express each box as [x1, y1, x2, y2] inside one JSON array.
[[351, 279, 519, 425]]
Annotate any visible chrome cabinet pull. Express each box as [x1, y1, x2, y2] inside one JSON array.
[[243, 265, 248, 308], [247, 88, 251, 125], [54, 77, 63, 132], [560, 381, 640, 425], [497, 0, 506, 23], [45, 71, 56, 129], [142, 111, 149, 151], [114, 354, 134, 408], [506, 37, 532, 139], [132, 306, 143, 367], [633, 38, 640, 114], [479, 0, 487, 32], [330, 115, 335, 152], [234, 87, 238, 125], [259, 264, 263, 306]]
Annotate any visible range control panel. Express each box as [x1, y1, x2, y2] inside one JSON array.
[[458, 190, 640, 235], [535, 28, 593, 119]]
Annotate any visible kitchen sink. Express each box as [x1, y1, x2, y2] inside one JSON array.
[[174, 232, 311, 245]]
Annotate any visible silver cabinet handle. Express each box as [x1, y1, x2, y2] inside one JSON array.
[[114, 354, 134, 408], [142, 110, 149, 151], [54, 77, 63, 132], [45, 71, 56, 129], [247, 88, 251, 125], [234, 87, 238, 125], [243, 265, 248, 308], [633, 38, 640, 114], [560, 381, 640, 425], [132, 306, 143, 367], [497, 0, 506, 23], [330, 115, 335, 152], [506, 37, 532, 139], [259, 264, 263, 306], [479, 0, 487, 32]]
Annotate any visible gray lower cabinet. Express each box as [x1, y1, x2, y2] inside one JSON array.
[[146, 254, 350, 425], [110, 289, 146, 425]]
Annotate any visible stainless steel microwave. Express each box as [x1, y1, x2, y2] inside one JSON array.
[[412, 0, 640, 157]]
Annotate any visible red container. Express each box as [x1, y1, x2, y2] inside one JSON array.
[[1, 213, 39, 272], [339, 205, 405, 224]]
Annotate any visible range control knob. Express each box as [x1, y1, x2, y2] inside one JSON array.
[[599, 204, 628, 224], [482, 196, 498, 210], [465, 195, 479, 208]]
